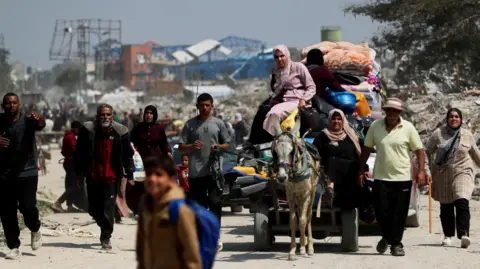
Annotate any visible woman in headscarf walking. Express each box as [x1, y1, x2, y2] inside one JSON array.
[[127, 105, 171, 215], [313, 109, 362, 207], [425, 108, 480, 248], [130, 105, 171, 160], [263, 45, 316, 137], [313, 109, 367, 250]]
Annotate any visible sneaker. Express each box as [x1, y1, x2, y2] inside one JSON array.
[[442, 237, 452, 246], [101, 239, 113, 250], [216, 241, 223, 252], [5, 248, 21, 260], [391, 245, 405, 256], [51, 201, 64, 213], [376, 238, 388, 254], [461, 236, 471, 249], [31, 229, 43, 251]]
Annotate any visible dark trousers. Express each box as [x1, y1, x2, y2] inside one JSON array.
[[0, 176, 41, 249], [440, 198, 470, 239], [189, 176, 222, 224], [248, 103, 274, 145], [86, 180, 118, 241], [372, 180, 412, 247], [57, 163, 76, 206]]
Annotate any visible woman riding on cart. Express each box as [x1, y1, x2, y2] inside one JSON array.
[[245, 45, 316, 146]]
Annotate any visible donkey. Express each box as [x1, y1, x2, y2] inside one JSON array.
[[271, 120, 320, 261]]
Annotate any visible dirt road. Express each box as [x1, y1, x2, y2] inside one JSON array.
[[1, 149, 479, 269]]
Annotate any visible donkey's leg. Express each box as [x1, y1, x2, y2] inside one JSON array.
[[307, 220, 314, 256], [298, 202, 308, 256], [288, 203, 297, 261], [307, 193, 315, 256]]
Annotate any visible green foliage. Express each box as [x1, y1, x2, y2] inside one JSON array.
[[345, 0, 480, 89], [55, 66, 82, 93]]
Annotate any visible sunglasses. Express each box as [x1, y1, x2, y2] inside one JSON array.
[[274, 55, 285, 59]]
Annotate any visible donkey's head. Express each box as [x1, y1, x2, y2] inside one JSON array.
[[272, 119, 302, 183]]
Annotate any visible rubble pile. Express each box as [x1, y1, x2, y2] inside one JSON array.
[[145, 80, 269, 123], [404, 92, 480, 138]]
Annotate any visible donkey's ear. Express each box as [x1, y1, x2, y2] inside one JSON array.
[[290, 116, 301, 136]]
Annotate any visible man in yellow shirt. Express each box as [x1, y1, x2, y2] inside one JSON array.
[[360, 98, 426, 257]]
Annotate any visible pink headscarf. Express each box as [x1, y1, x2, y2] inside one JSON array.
[[322, 109, 361, 155], [272, 45, 292, 93]]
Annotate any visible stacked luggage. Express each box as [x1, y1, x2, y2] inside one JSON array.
[[301, 41, 386, 117]]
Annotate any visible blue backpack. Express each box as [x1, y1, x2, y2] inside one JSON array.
[[169, 199, 220, 269]]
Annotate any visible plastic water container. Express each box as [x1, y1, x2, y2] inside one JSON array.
[[325, 89, 357, 114], [133, 151, 144, 172]]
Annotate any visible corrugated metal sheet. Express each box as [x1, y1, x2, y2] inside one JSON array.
[[217, 46, 232, 56], [187, 39, 220, 57], [172, 50, 194, 64], [186, 39, 231, 58], [184, 85, 233, 98]]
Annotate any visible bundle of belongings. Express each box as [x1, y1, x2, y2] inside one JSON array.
[[301, 41, 385, 117]]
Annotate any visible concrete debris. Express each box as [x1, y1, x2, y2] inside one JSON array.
[[41, 219, 98, 239], [138, 80, 269, 124], [403, 92, 480, 138]]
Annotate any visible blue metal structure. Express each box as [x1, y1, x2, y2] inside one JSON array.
[[151, 36, 274, 80], [94, 38, 123, 62]]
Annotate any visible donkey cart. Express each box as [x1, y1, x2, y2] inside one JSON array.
[[248, 179, 360, 253], [224, 138, 361, 253]]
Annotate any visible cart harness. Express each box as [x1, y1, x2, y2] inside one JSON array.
[[272, 132, 312, 182]]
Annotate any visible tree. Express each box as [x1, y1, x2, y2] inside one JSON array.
[[55, 66, 83, 94], [0, 48, 15, 94], [345, 0, 480, 90]]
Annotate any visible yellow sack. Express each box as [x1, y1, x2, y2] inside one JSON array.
[[280, 108, 299, 133]]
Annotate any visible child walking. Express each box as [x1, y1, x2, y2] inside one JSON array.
[[177, 153, 190, 196], [136, 155, 201, 269]]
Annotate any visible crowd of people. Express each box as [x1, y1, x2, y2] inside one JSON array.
[[0, 44, 478, 268]]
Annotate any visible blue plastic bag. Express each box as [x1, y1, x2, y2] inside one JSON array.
[[325, 89, 357, 114]]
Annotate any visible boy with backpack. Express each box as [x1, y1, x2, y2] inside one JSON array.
[[136, 155, 220, 269]]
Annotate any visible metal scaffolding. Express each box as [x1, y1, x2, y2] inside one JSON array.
[[49, 19, 122, 81]]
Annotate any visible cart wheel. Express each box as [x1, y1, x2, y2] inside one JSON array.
[[231, 205, 243, 213], [341, 208, 359, 252], [254, 204, 273, 251]]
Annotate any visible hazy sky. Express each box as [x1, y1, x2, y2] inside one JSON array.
[[0, 0, 380, 68]]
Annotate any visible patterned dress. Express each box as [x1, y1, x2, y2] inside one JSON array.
[[425, 127, 480, 204]]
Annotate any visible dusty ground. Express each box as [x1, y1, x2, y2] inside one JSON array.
[[1, 149, 480, 269]]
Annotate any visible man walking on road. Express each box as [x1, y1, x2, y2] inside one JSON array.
[[0, 93, 45, 260], [53, 121, 84, 212], [74, 104, 135, 250], [360, 98, 426, 257], [179, 93, 231, 251]]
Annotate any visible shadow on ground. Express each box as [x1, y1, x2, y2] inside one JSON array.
[[0, 251, 35, 258], [43, 242, 100, 250], [218, 241, 377, 262]]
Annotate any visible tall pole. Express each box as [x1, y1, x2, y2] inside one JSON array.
[[77, 24, 87, 105]]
